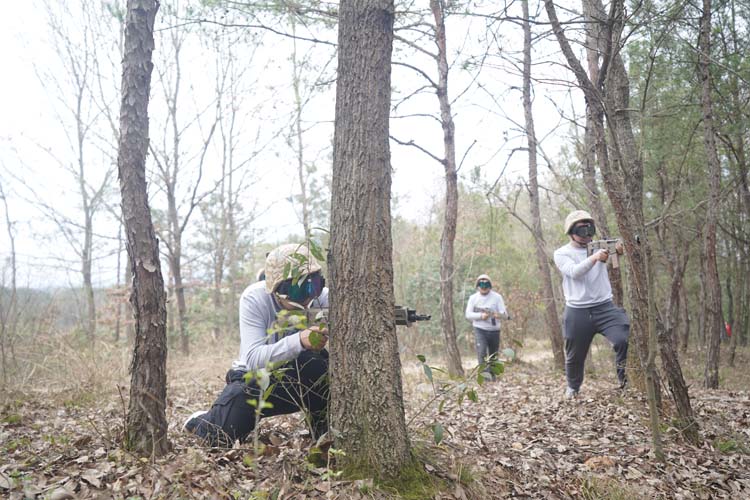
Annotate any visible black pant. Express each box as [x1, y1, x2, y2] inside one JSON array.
[[191, 350, 329, 446], [474, 327, 500, 379]]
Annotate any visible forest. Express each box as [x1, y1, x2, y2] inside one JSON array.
[[0, 0, 748, 498]]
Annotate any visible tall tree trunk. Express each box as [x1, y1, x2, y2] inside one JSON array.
[[212, 249, 224, 341], [657, 249, 700, 444], [521, 0, 564, 370], [727, 273, 737, 367], [430, 0, 464, 378], [82, 211, 96, 340], [698, 0, 724, 389], [741, 257, 749, 347], [115, 218, 124, 343], [117, 0, 170, 457], [329, 0, 412, 478], [0, 182, 18, 385], [167, 192, 189, 355], [544, 0, 665, 459], [581, 2, 623, 307], [679, 283, 690, 353]]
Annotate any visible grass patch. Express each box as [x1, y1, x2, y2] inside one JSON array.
[[375, 458, 443, 500], [2, 413, 22, 425], [334, 443, 480, 500], [714, 435, 750, 454], [580, 476, 640, 500]]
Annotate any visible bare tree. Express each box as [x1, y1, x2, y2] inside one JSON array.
[[149, 4, 219, 355], [390, 1, 466, 377], [521, 0, 564, 370], [31, 0, 120, 340], [0, 178, 19, 385], [117, 0, 170, 456], [329, 0, 412, 476]]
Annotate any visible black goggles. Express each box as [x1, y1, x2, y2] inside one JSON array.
[[276, 272, 325, 303], [571, 222, 596, 238], [477, 281, 491, 289]]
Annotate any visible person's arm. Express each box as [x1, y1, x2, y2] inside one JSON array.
[[465, 294, 483, 321], [239, 291, 304, 371], [554, 247, 602, 279]]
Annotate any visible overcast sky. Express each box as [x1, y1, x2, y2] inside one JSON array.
[[0, 1, 579, 288]]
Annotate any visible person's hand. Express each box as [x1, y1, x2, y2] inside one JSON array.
[[615, 241, 624, 255], [592, 248, 609, 263], [481, 312, 490, 320], [300, 326, 328, 351]]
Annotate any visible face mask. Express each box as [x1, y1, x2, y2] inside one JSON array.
[[572, 223, 596, 238], [277, 272, 325, 303]]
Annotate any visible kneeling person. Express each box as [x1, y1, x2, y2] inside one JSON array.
[[184, 243, 329, 446]]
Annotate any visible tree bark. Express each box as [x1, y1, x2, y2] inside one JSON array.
[[329, 0, 411, 478], [581, 0, 624, 307], [521, 0, 564, 370], [430, 0, 464, 378], [698, 0, 724, 389], [679, 283, 690, 353], [727, 273, 736, 367], [117, 0, 170, 457]]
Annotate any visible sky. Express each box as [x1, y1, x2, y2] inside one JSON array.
[[0, 0, 580, 288]]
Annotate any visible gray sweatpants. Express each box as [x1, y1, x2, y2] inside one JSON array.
[[563, 301, 629, 391]]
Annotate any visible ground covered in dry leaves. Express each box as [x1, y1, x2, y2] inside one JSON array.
[[1, 343, 749, 499]]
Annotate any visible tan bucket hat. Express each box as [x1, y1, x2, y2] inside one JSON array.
[[264, 243, 322, 293], [475, 274, 492, 287], [564, 210, 594, 235]]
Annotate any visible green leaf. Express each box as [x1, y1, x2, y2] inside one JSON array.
[[502, 348, 516, 360], [491, 361, 505, 375], [309, 330, 326, 349], [416, 354, 426, 363], [422, 363, 433, 382], [467, 389, 478, 403], [432, 423, 444, 445], [309, 239, 326, 262]]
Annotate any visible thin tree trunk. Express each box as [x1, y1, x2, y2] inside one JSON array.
[[115, 218, 124, 342], [329, 0, 412, 478], [522, 0, 564, 370], [727, 274, 737, 367], [698, 0, 724, 389], [679, 283, 690, 353], [0, 182, 17, 386], [581, 3, 623, 307], [82, 211, 96, 341], [657, 249, 700, 444], [117, 0, 169, 457], [544, 0, 665, 460], [430, 0, 463, 378]]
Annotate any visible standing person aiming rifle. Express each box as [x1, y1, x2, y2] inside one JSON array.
[[553, 210, 630, 398], [465, 274, 511, 381]]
